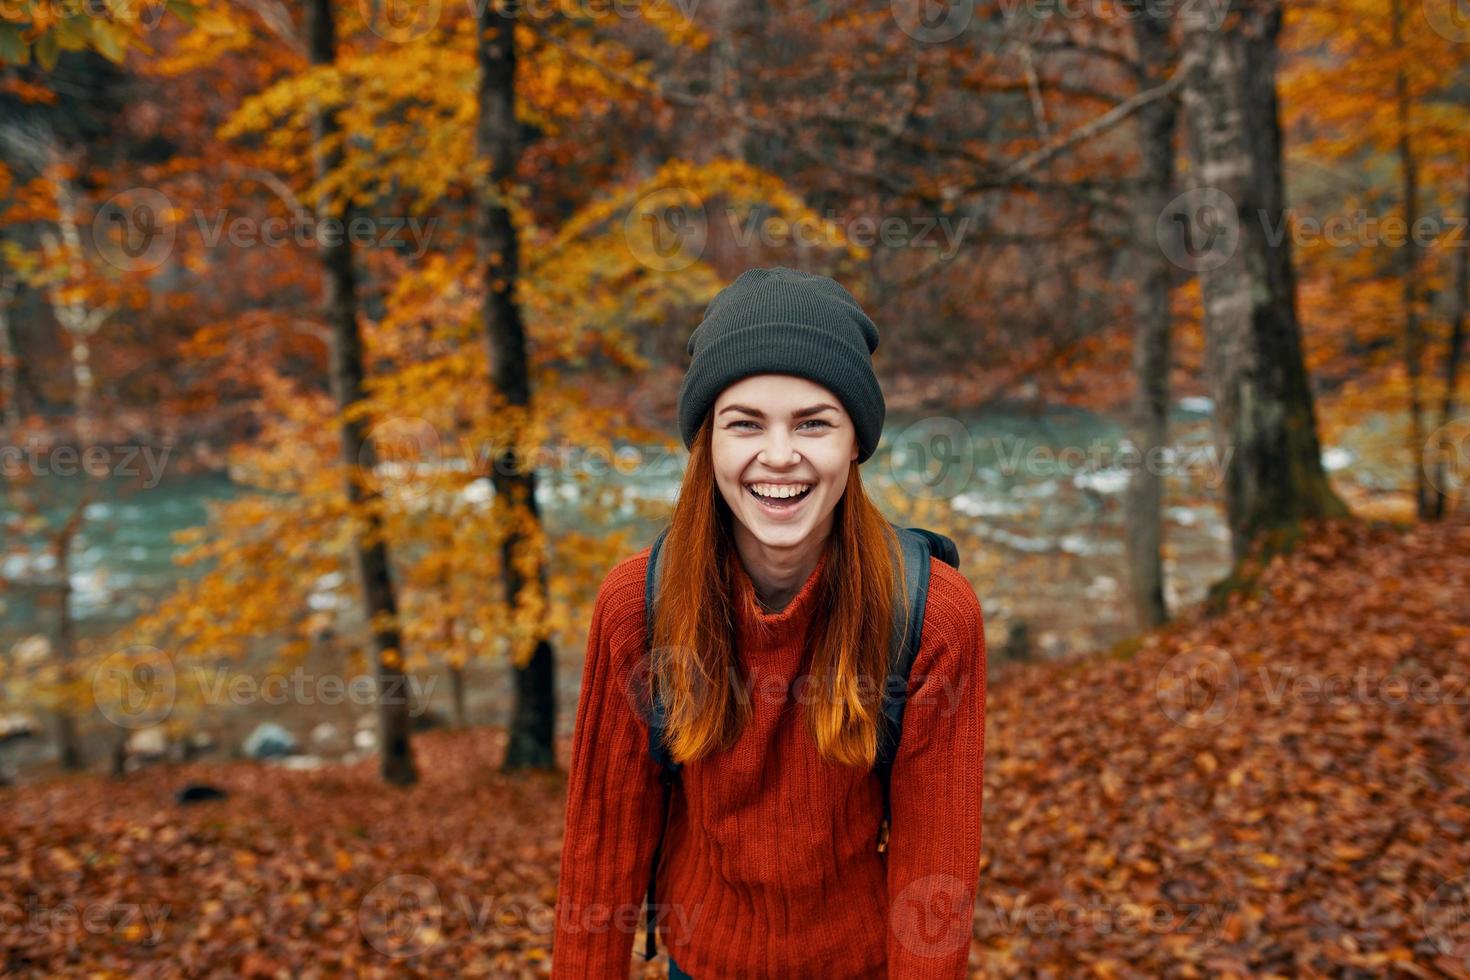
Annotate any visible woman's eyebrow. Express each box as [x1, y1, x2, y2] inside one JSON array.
[[717, 403, 839, 419]]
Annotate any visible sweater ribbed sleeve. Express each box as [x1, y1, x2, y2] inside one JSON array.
[[883, 561, 987, 979], [552, 556, 664, 979]]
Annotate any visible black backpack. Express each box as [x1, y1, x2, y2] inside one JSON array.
[[637, 521, 960, 961]]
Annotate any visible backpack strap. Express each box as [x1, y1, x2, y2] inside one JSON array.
[[641, 525, 680, 962], [905, 526, 960, 571], [873, 524, 934, 853]]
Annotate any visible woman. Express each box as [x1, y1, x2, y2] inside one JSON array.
[[552, 267, 986, 978]]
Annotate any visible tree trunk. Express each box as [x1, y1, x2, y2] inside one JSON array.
[[1125, 5, 1180, 630], [1393, 0, 1428, 519], [39, 183, 103, 775], [0, 271, 19, 431], [1432, 159, 1469, 519], [51, 502, 85, 771], [1180, 0, 1348, 574], [450, 662, 467, 729], [476, 0, 557, 770], [306, 0, 416, 787]]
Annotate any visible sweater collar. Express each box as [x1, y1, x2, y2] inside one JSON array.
[[729, 541, 831, 646]]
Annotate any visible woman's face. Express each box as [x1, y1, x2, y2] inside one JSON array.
[[710, 374, 859, 551]]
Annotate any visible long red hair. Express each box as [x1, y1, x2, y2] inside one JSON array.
[[650, 412, 908, 769]]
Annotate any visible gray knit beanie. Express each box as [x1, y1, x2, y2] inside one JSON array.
[[677, 267, 885, 463]]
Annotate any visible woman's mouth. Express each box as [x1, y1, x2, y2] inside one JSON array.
[[745, 481, 814, 517]]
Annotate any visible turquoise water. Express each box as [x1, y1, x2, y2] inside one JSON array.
[[1, 470, 238, 639]]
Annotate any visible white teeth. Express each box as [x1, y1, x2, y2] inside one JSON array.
[[748, 482, 812, 499]]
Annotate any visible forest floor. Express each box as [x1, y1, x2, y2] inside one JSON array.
[[3, 516, 1469, 978]]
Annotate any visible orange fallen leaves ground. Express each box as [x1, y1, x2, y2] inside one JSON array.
[[3, 517, 1468, 978]]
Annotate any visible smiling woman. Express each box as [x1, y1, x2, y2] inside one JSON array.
[[552, 268, 986, 979]]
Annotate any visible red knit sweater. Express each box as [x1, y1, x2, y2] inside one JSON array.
[[552, 540, 986, 979]]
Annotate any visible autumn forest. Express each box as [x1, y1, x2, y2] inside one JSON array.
[[1, 0, 1468, 974]]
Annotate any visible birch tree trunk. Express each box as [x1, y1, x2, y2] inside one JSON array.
[[1179, 0, 1348, 573]]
